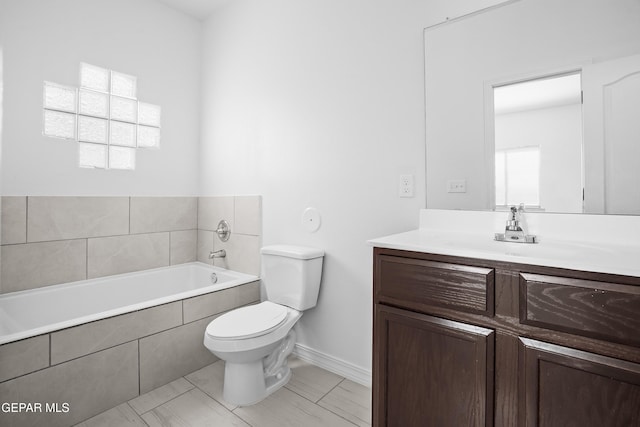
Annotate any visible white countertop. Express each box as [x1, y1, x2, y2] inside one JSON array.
[[368, 210, 640, 278]]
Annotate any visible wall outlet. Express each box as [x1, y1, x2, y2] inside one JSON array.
[[399, 174, 414, 198], [447, 179, 466, 193]]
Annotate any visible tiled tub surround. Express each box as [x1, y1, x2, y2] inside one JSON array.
[[0, 195, 262, 294], [197, 196, 262, 277], [0, 196, 197, 294], [0, 195, 263, 425], [0, 276, 260, 427]]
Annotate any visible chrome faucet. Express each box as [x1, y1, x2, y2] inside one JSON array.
[[209, 249, 226, 259], [495, 205, 537, 243]]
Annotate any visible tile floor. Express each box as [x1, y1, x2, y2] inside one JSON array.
[[75, 357, 371, 427]]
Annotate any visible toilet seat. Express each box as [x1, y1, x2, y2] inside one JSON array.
[[206, 301, 288, 340]]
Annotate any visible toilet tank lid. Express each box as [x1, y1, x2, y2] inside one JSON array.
[[261, 245, 324, 259]]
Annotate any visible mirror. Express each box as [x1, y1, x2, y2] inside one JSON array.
[[494, 72, 583, 212], [424, 0, 640, 214]]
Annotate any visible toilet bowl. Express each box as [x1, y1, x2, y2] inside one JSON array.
[[204, 301, 302, 405], [202, 245, 324, 406]]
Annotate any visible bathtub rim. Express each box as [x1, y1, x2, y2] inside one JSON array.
[[0, 262, 259, 346]]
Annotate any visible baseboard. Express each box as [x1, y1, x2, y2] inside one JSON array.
[[292, 343, 372, 387]]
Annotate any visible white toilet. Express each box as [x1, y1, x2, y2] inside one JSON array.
[[203, 245, 324, 406]]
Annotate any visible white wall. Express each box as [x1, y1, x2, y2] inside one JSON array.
[[198, 0, 510, 378], [0, 0, 201, 195], [199, 0, 433, 375], [495, 104, 583, 213]]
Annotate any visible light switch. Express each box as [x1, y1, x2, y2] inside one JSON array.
[[447, 179, 466, 193]]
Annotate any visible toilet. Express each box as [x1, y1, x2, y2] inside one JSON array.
[[203, 245, 324, 406]]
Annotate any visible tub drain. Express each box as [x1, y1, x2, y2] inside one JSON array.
[[210, 272, 218, 284]]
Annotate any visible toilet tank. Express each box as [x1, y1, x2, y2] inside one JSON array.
[[261, 245, 324, 311]]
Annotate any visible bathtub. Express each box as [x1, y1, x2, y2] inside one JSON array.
[[0, 262, 258, 345], [0, 262, 261, 426]]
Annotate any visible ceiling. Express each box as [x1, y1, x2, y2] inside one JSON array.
[[153, 0, 234, 20], [494, 73, 582, 115]]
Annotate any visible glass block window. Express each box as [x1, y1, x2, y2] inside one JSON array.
[[44, 110, 76, 139], [79, 90, 108, 118], [42, 62, 161, 170], [78, 116, 108, 144], [79, 143, 107, 169], [44, 82, 77, 113]]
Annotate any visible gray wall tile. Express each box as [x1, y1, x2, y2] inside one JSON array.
[[51, 302, 182, 365], [198, 196, 234, 231], [27, 197, 129, 242], [0, 335, 49, 382], [130, 197, 197, 234], [139, 316, 218, 394], [1, 239, 87, 293], [1, 196, 27, 245], [88, 233, 170, 279], [170, 230, 197, 265], [0, 342, 138, 427], [211, 233, 262, 276], [197, 230, 214, 265], [183, 281, 260, 323], [234, 195, 262, 236]]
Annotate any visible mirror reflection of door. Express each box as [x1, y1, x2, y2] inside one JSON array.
[[493, 73, 583, 212], [583, 54, 640, 215]]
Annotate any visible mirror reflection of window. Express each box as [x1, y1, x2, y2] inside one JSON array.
[[495, 147, 540, 208], [493, 73, 583, 213]]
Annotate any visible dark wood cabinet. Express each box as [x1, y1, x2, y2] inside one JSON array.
[[519, 337, 640, 427], [373, 247, 640, 427], [374, 304, 494, 427]]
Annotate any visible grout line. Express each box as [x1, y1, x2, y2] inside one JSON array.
[[24, 196, 29, 243], [85, 238, 89, 279], [125, 401, 151, 427], [136, 381, 194, 417], [137, 339, 141, 397], [317, 378, 345, 403], [196, 196, 200, 231]]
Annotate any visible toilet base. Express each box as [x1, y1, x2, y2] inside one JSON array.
[[222, 360, 292, 406], [222, 331, 296, 406]]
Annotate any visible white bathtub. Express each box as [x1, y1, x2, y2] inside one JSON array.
[[0, 262, 258, 345]]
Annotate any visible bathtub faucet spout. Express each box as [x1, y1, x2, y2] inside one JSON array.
[[209, 249, 226, 259]]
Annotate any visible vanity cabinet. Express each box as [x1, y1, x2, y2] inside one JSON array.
[[519, 337, 640, 426], [375, 304, 494, 427], [373, 247, 640, 427]]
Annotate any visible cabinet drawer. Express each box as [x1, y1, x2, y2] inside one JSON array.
[[520, 273, 640, 346], [375, 255, 494, 316]]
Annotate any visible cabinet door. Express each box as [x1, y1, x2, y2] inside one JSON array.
[[373, 304, 494, 427], [519, 337, 640, 426]]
